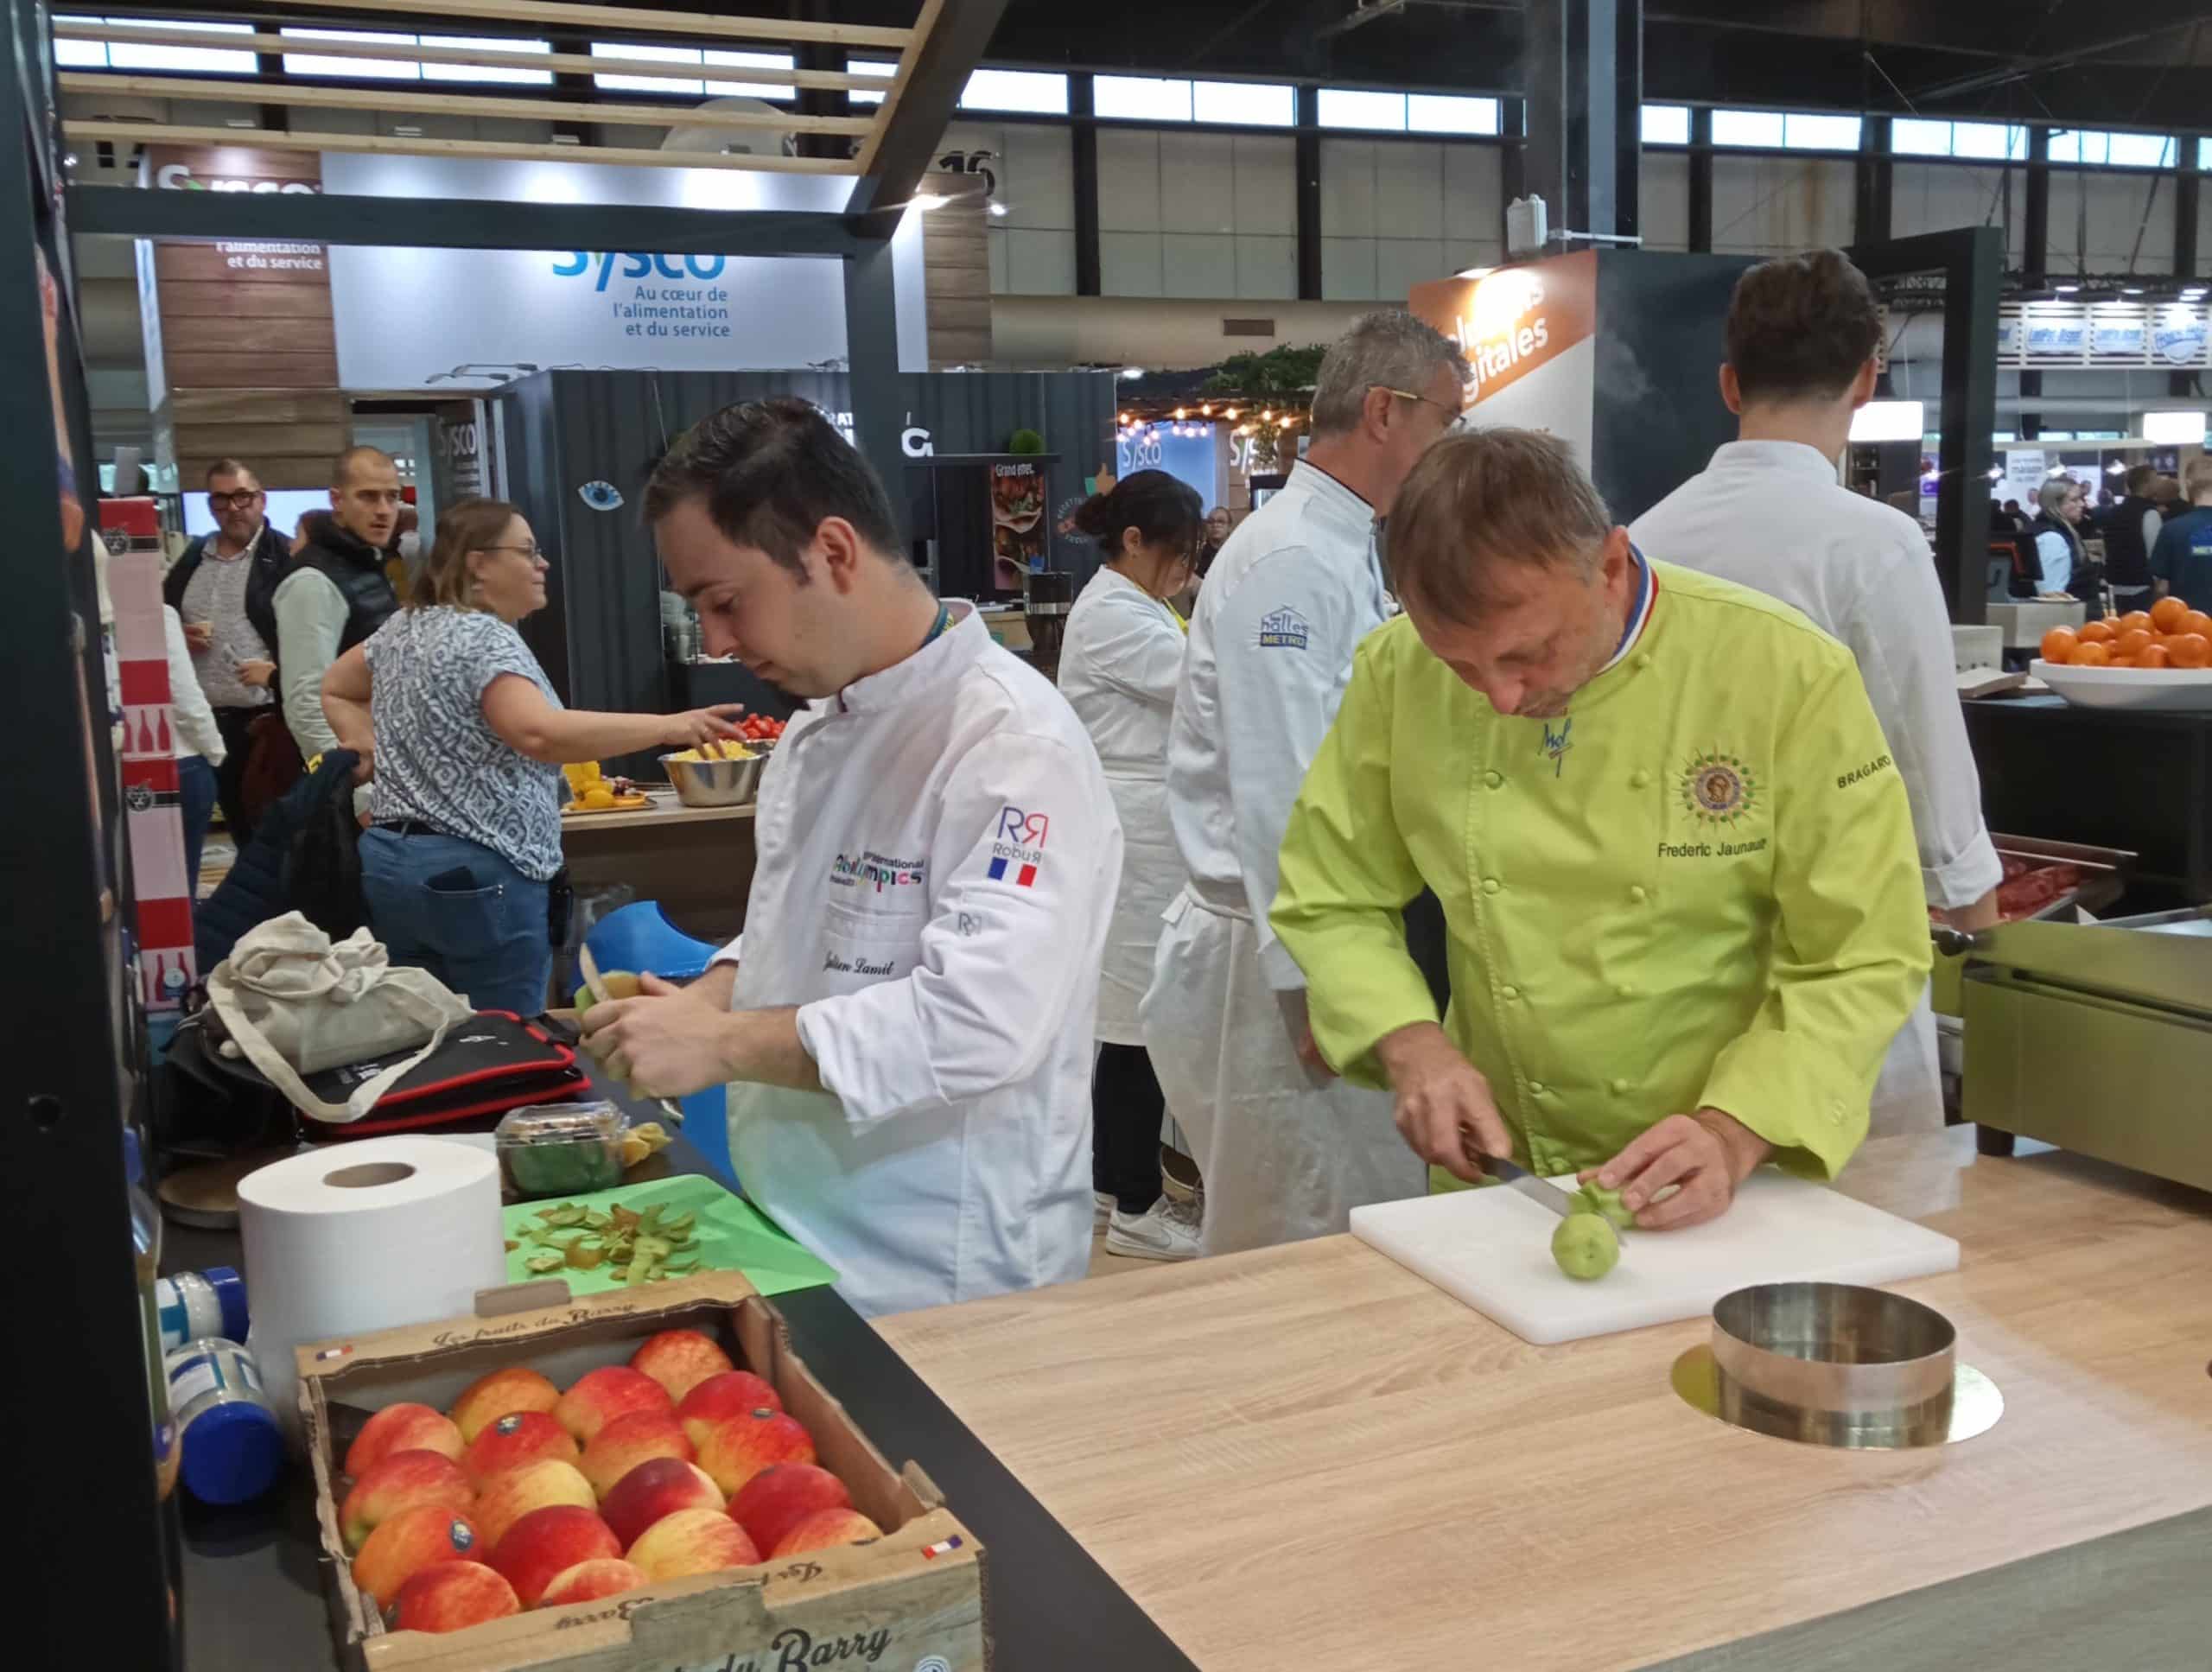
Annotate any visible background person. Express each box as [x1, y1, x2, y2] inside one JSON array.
[[2031, 476, 2094, 604], [161, 603, 226, 893], [1630, 248, 2001, 1134], [2104, 463, 2164, 616], [2150, 455, 2212, 613], [577, 398, 1121, 1317], [166, 457, 283, 843], [321, 497, 743, 1016], [277, 447, 404, 766], [1272, 430, 1929, 1224], [1058, 470, 1204, 1262], [1196, 505, 1234, 579], [1145, 309, 1466, 1256]]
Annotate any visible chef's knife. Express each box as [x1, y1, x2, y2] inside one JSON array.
[[576, 944, 685, 1127], [1474, 1153, 1580, 1219]]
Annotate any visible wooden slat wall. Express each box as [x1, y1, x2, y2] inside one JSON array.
[[922, 173, 991, 369], [145, 146, 347, 490]]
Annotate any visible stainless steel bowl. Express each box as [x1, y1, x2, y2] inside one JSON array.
[[660, 749, 765, 808], [1709, 1281, 1957, 1448]]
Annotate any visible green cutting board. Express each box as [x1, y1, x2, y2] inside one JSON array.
[[502, 1174, 836, 1300]]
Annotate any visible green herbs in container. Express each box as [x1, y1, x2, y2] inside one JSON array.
[[496, 1103, 626, 1198]]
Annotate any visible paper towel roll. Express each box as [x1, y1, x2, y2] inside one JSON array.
[[238, 1136, 507, 1445]]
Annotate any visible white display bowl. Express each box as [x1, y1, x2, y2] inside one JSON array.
[[2031, 658, 2212, 712]]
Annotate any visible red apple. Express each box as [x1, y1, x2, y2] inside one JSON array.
[[581, 1408, 694, 1499], [340, 1450, 474, 1554], [537, 1557, 649, 1609], [352, 1505, 485, 1606], [696, 1408, 815, 1498], [628, 1329, 735, 1402], [626, 1507, 760, 1581], [346, 1402, 465, 1478], [600, 1458, 725, 1548], [490, 1504, 621, 1607], [554, 1366, 673, 1446], [391, 1561, 519, 1633], [676, 1370, 783, 1447], [474, 1459, 596, 1548], [729, 1465, 853, 1560], [448, 1366, 563, 1445], [462, 1409, 580, 1489], [772, 1508, 883, 1558]]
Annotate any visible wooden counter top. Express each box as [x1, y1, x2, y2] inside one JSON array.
[[874, 1132, 2212, 1670], [560, 789, 757, 834]]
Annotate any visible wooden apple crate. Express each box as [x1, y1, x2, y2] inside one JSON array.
[[298, 1271, 989, 1672]]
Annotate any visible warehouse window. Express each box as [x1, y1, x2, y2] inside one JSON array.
[[1193, 79, 1294, 126], [2202, 137, 2212, 168], [845, 56, 896, 105], [594, 42, 794, 99], [1319, 87, 1406, 131], [1640, 104, 1690, 145], [1408, 94, 1499, 135], [280, 27, 556, 86], [1712, 108, 1860, 151], [281, 28, 423, 81], [1891, 118, 2029, 161], [2047, 129, 2177, 167], [57, 16, 255, 74], [960, 68, 1068, 115], [420, 36, 550, 87], [1095, 74, 1193, 122]]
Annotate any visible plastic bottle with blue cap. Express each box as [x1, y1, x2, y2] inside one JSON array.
[[165, 1338, 285, 1506]]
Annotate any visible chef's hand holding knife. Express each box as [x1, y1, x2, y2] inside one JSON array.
[[1580, 1109, 1771, 1231], [1373, 1020, 1514, 1185], [582, 965, 821, 1101]]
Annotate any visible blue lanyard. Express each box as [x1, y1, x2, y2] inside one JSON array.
[[922, 603, 952, 647]]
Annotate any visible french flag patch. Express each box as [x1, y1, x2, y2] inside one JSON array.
[[987, 856, 1038, 887]]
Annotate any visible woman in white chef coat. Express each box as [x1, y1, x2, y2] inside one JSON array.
[[1057, 471, 1204, 1261]]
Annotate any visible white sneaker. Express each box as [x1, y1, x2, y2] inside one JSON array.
[[1106, 1195, 1202, 1262], [1093, 1191, 1115, 1232]]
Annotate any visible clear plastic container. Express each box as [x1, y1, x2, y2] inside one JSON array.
[[126, 1128, 182, 1503], [497, 1102, 626, 1198], [166, 1338, 285, 1505], [156, 1267, 250, 1356]]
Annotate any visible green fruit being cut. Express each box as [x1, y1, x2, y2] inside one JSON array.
[[1574, 1184, 1636, 1230], [1551, 1212, 1620, 1281]]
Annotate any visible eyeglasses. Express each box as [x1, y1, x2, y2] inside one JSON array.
[[480, 544, 550, 562], [1377, 386, 1467, 428], [207, 489, 263, 510]]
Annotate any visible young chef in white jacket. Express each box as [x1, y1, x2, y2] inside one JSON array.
[[1143, 311, 1468, 1256], [581, 399, 1122, 1317], [1056, 470, 1205, 1261], [1630, 249, 2001, 1135]]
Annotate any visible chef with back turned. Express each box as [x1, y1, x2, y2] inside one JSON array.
[[1630, 250, 2001, 1135], [580, 398, 1121, 1317]]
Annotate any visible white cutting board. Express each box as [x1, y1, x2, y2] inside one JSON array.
[[1349, 1168, 1959, 1345]]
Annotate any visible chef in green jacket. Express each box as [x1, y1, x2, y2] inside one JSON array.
[[1270, 429, 1929, 1229]]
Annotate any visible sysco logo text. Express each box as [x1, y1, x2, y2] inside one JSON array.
[[554, 251, 729, 291]]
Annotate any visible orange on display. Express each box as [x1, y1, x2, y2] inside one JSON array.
[[2071, 640, 2113, 666], [2179, 610, 2212, 641], [2152, 595, 2189, 632], [2039, 626, 2079, 664], [2117, 610, 2153, 634], [2166, 633, 2211, 669], [2115, 627, 2155, 658], [2138, 643, 2171, 669], [2078, 619, 2117, 645]]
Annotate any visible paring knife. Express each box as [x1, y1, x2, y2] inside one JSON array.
[[1474, 1153, 1580, 1219], [576, 944, 685, 1127]]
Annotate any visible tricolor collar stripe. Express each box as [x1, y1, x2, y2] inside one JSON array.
[[1596, 545, 1657, 677]]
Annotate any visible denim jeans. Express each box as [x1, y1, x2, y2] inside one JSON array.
[[359, 827, 551, 1016], [177, 754, 218, 895]]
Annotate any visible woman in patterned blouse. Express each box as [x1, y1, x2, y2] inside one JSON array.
[[321, 497, 744, 1014]]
